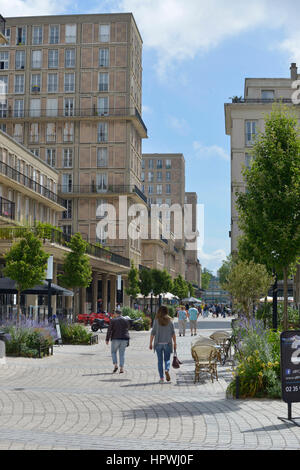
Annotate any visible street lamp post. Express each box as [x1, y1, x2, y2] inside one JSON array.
[[46, 255, 53, 323]]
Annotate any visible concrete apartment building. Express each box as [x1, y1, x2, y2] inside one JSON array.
[[0, 12, 149, 312], [0, 13, 147, 264], [224, 63, 300, 307]]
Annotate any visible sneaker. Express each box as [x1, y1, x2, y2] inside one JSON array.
[[165, 370, 171, 382], [159, 378, 164, 384]]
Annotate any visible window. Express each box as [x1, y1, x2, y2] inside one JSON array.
[[97, 148, 108, 167], [32, 26, 43, 45], [148, 159, 153, 169], [157, 171, 162, 182], [64, 97, 74, 116], [148, 171, 154, 182], [15, 50, 25, 69], [98, 122, 108, 142], [166, 184, 171, 194], [63, 148, 73, 168], [62, 199, 72, 219], [245, 120, 257, 146], [245, 153, 252, 168], [16, 27, 26, 45], [31, 73, 41, 92], [29, 98, 41, 117], [46, 123, 56, 142], [47, 73, 58, 92], [14, 99, 24, 117], [148, 185, 153, 194], [62, 173, 73, 193], [46, 148, 56, 167], [62, 225, 72, 237], [46, 98, 58, 117], [29, 123, 39, 143], [0, 76, 8, 94], [141, 171, 145, 182], [0, 52, 9, 70], [3, 28, 10, 45], [64, 73, 75, 92], [14, 75, 25, 93], [63, 122, 74, 142], [166, 171, 171, 181], [0, 123, 6, 132], [48, 49, 58, 68], [13, 124, 23, 143], [31, 50, 42, 68], [49, 25, 59, 44], [141, 159, 145, 169], [65, 24, 76, 43], [261, 90, 274, 100], [166, 159, 171, 169], [156, 159, 162, 169], [157, 184, 162, 195], [0, 100, 7, 118], [98, 96, 109, 116], [96, 173, 108, 192], [31, 148, 40, 157], [99, 24, 110, 42], [65, 48, 75, 68], [99, 72, 109, 91], [99, 48, 109, 67]]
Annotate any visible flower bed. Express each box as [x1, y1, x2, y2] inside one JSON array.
[[1, 320, 57, 358], [227, 317, 281, 399]]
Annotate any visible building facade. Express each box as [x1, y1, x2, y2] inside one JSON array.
[[224, 63, 300, 307]]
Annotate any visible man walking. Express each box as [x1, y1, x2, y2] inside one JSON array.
[[106, 309, 130, 374], [177, 306, 188, 337], [188, 304, 199, 336]]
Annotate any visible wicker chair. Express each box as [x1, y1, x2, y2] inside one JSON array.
[[191, 335, 216, 347], [209, 331, 232, 366], [191, 344, 219, 383]]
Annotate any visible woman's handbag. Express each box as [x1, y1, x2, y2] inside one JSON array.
[[172, 350, 181, 369]]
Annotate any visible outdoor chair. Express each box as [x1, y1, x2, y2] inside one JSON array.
[[210, 331, 233, 366], [191, 344, 219, 383], [191, 335, 216, 347]]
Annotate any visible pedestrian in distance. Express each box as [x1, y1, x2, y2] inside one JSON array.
[[149, 305, 177, 383], [106, 309, 130, 374], [178, 305, 188, 336], [188, 304, 199, 336]]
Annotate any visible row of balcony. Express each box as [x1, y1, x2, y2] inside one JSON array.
[[0, 195, 15, 220], [58, 184, 148, 204], [0, 160, 65, 206], [0, 106, 148, 134]]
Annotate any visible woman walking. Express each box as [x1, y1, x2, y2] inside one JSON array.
[[149, 306, 177, 383]]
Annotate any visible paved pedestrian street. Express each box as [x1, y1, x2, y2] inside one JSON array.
[[0, 317, 300, 450]]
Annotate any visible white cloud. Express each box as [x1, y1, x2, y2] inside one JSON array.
[[198, 247, 227, 275], [0, 0, 71, 16], [167, 115, 190, 136], [117, 0, 300, 78], [193, 141, 229, 161]]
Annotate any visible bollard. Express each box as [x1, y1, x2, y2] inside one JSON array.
[[0, 331, 11, 365]]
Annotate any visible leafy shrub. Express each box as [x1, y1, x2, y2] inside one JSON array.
[[2, 320, 56, 357], [141, 314, 151, 331], [167, 305, 176, 318], [227, 316, 281, 399], [59, 322, 92, 344], [121, 307, 141, 319]]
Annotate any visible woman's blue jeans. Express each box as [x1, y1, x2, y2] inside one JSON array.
[[111, 339, 127, 367], [156, 343, 171, 379]]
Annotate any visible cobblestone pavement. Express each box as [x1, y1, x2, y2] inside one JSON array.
[[1, 316, 300, 450]]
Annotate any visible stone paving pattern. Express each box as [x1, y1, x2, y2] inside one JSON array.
[[1, 317, 300, 450]]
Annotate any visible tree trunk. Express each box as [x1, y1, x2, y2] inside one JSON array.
[[283, 267, 289, 331]]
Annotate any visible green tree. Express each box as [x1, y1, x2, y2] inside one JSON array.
[[187, 282, 195, 297], [151, 268, 173, 305], [236, 106, 300, 329], [125, 261, 140, 307], [139, 268, 153, 311], [59, 233, 92, 315], [225, 260, 274, 318], [201, 268, 212, 290], [4, 231, 49, 321], [218, 254, 237, 290], [172, 274, 189, 301]]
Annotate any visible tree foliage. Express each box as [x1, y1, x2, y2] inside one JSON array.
[[225, 260, 274, 318], [125, 261, 140, 302], [151, 268, 173, 297], [59, 233, 92, 289], [236, 106, 300, 328], [4, 231, 49, 320], [172, 274, 189, 300], [201, 268, 213, 290]]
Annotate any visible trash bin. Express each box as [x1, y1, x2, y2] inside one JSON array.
[[0, 331, 11, 365]]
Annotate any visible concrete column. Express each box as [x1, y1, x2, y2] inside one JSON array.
[[26, 294, 38, 321], [102, 274, 108, 312], [123, 277, 130, 307], [80, 287, 86, 314], [92, 271, 98, 313], [110, 275, 116, 312]]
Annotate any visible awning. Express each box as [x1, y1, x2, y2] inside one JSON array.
[[0, 277, 74, 296], [182, 297, 202, 303]]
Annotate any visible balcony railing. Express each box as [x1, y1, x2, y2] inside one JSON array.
[[58, 184, 148, 204], [0, 160, 64, 207], [0, 196, 15, 220], [231, 98, 294, 104], [0, 226, 130, 268], [0, 107, 148, 132]]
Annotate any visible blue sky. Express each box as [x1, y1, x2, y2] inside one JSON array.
[[1, 0, 299, 273]]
